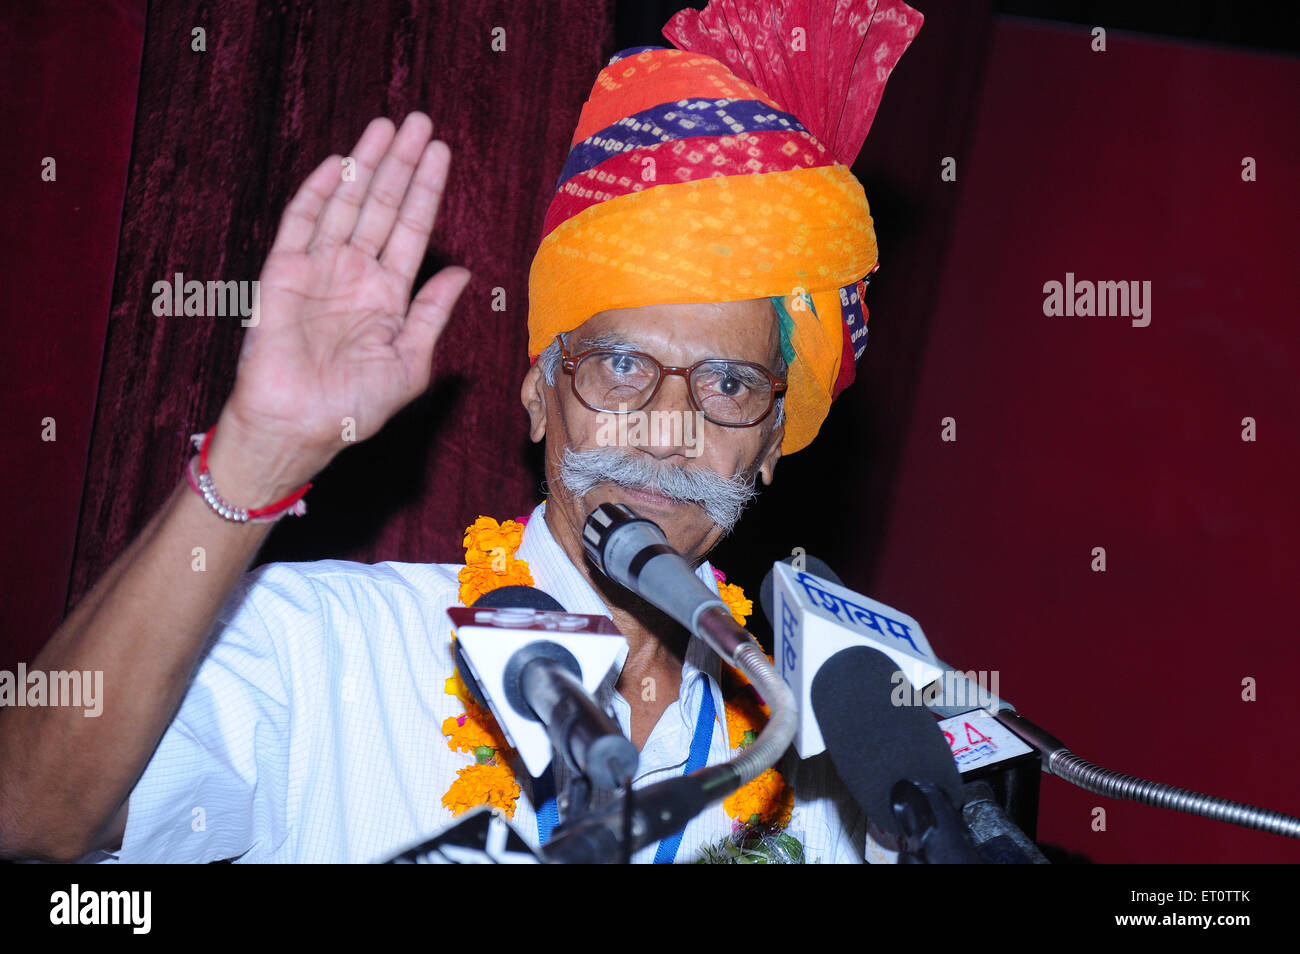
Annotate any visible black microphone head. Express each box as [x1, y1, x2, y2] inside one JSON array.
[[473, 585, 565, 613], [581, 503, 633, 573], [455, 586, 568, 708], [810, 646, 963, 840], [759, 553, 844, 626], [582, 503, 675, 597]]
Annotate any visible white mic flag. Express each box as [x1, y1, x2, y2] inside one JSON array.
[[450, 606, 628, 778]]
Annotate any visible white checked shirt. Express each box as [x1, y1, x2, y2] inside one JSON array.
[[93, 502, 867, 863]]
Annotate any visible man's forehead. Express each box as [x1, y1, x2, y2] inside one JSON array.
[[572, 300, 780, 358]]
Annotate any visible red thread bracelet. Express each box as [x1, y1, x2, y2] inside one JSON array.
[[188, 426, 313, 522]]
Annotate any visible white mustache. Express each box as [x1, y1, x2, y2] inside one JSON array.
[[559, 446, 758, 533]]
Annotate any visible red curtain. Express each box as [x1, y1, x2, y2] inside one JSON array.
[[1, 0, 148, 671], [871, 19, 1300, 863], [58, 0, 615, 606]]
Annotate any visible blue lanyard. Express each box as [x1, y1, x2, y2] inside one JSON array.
[[534, 674, 717, 863]]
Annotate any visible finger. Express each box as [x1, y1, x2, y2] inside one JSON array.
[[395, 266, 471, 390], [349, 112, 434, 258], [270, 153, 343, 254], [379, 139, 451, 283], [309, 117, 396, 249]]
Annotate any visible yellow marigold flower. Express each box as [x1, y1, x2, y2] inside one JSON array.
[[723, 767, 793, 830], [441, 700, 511, 754], [441, 763, 521, 819], [718, 581, 752, 626], [444, 668, 473, 706]]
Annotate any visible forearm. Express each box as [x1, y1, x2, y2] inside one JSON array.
[[0, 414, 320, 860]]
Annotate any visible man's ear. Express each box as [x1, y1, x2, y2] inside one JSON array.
[[521, 362, 549, 443], [757, 420, 783, 485]]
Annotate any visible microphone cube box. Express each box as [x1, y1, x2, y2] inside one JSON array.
[[448, 606, 628, 778], [770, 562, 945, 758]]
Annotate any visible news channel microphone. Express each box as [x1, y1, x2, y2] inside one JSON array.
[[763, 560, 945, 758], [578, 503, 798, 830], [812, 645, 982, 863], [758, 558, 1040, 862], [451, 586, 637, 788], [582, 502, 756, 665], [762, 559, 1300, 845]]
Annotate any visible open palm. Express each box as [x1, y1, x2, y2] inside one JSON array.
[[223, 113, 470, 474]]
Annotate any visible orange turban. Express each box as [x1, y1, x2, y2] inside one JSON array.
[[527, 0, 923, 453]]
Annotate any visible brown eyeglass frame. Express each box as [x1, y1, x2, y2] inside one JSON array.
[[556, 333, 788, 427]]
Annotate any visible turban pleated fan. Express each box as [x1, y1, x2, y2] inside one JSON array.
[[527, 0, 923, 453]]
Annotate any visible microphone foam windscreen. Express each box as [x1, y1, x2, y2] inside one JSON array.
[[472, 586, 565, 613], [810, 646, 964, 838], [456, 586, 568, 707]]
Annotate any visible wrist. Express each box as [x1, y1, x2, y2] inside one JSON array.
[[203, 411, 326, 509]]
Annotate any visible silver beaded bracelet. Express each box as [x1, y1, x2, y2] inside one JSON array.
[[184, 431, 310, 523]]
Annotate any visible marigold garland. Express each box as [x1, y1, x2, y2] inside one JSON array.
[[440, 516, 533, 820], [440, 699, 512, 755], [717, 582, 753, 626], [441, 515, 797, 853], [457, 517, 533, 605], [711, 567, 796, 840]]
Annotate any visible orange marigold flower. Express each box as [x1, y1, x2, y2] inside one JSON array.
[[717, 581, 752, 626], [463, 517, 526, 566], [724, 696, 768, 749], [441, 700, 512, 755], [723, 767, 793, 830], [457, 559, 534, 606], [441, 763, 521, 819]]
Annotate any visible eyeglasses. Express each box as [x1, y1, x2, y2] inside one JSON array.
[[557, 334, 788, 427]]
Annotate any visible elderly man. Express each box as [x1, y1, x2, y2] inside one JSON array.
[[0, 3, 921, 863]]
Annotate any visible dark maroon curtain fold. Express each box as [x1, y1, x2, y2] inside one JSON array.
[[66, 0, 616, 606], [1, 0, 147, 670]]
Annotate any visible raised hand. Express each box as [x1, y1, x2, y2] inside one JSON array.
[[214, 112, 471, 496]]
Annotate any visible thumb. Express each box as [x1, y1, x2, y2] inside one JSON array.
[[396, 266, 471, 387]]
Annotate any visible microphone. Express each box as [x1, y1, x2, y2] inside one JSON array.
[[579, 504, 799, 852], [758, 557, 1039, 860], [582, 503, 752, 663], [454, 586, 567, 709], [758, 552, 845, 620], [760, 560, 944, 758], [508, 640, 638, 790], [765, 560, 1300, 843], [451, 586, 636, 786], [811, 646, 981, 863], [759, 556, 1019, 722]]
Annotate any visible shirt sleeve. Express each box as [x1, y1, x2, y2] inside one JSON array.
[[92, 564, 304, 863]]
